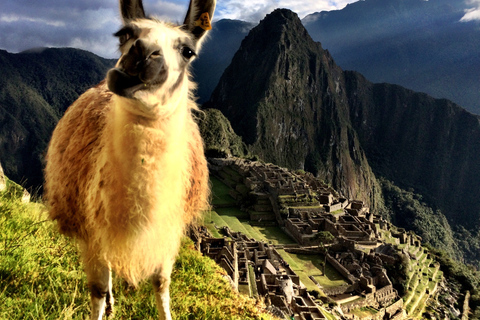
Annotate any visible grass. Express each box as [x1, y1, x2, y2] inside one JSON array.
[[249, 225, 296, 245], [210, 176, 237, 207], [204, 203, 296, 246], [202, 211, 227, 238], [248, 264, 258, 299], [401, 244, 444, 318], [276, 249, 318, 292], [0, 186, 276, 319], [350, 306, 378, 318], [276, 250, 347, 290], [216, 207, 249, 219]]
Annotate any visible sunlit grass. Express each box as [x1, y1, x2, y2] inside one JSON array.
[[0, 186, 276, 319], [274, 249, 347, 292]]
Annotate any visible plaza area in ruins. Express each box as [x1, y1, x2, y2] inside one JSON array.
[[192, 157, 444, 320]]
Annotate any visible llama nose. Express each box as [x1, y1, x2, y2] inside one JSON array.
[[131, 39, 162, 61], [131, 39, 147, 59]]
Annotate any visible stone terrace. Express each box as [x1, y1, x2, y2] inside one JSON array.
[[204, 157, 443, 319]]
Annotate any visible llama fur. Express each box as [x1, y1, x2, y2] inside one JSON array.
[[46, 79, 208, 284], [44, 1, 214, 317]]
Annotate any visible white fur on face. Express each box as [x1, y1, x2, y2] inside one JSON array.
[[118, 20, 195, 118]]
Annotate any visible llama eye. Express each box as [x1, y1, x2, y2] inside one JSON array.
[[181, 46, 196, 60], [150, 50, 162, 58], [119, 33, 131, 46]]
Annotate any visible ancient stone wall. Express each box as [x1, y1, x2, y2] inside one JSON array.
[[385, 299, 404, 317], [326, 254, 356, 284], [374, 285, 396, 305], [321, 284, 356, 296]]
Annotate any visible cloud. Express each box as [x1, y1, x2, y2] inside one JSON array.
[[215, 0, 278, 22], [146, 0, 187, 23], [461, 0, 480, 22], [0, 0, 356, 58], [0, 0, 187, 58], [214, 0, 353, 22]]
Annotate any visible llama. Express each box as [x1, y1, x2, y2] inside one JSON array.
[[44, 0, 214, 319]]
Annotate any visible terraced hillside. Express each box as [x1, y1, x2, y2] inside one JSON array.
[[201, 157, 454, 320], [377, 224, 444, 318]]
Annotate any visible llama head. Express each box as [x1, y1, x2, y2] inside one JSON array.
[[107, 0, 216, 115]]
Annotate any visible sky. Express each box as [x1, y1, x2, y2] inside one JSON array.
[[0, 0, 479, 59], [0, 0, 358, 58]]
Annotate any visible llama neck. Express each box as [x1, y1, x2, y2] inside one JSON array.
[[109, 94, 190, 181]]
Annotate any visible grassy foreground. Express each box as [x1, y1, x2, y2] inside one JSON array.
[[0, 185, 275, 319]]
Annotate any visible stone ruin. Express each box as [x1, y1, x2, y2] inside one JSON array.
[[192, 226, 328, 319], [199, 157, 429, 319]]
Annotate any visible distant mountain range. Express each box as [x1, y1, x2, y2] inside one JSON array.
[[193, 19, 254, 104], [195, 0, 480, 115], [303, 0, 480, 115], [0, 48, 114, 188]]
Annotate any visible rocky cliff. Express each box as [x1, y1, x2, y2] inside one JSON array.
[[206, 8, 480, 265], [206, 9, 382, 210], [345, 70, 480, 229]]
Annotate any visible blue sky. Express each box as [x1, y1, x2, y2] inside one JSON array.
[[0, 0, 358, 58], [0, 0, 479, 58]]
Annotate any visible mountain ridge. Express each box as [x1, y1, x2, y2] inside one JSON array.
[[206, 9, 383, 211], [0, 48, 114, 188], [206, 8, 480, 267], [302, 0, 480, 114]]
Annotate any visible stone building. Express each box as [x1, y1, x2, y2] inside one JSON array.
[[204, 158, 433, 319]]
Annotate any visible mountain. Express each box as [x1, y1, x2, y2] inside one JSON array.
[[205, 9, 383, 211], [197, 108, 250, 158], [0, 48, 114, 189], [302, 0, 480, 115], [2, 8, 480, 266], [206, 8, 480, 265], [192, 19, 254, 103], [345, 72, 480, 262]]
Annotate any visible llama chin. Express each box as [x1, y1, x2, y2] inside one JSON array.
[[44, 1, 214, 319]]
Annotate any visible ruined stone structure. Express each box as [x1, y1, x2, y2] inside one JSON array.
[[192, 226, 328, 319], [203, 157, 437, 319]]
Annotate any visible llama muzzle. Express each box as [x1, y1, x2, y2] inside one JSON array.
[[107, 39, 168, 98], [107, 68, 144, 98]]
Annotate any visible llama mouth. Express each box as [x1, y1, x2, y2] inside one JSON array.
[[107, 68, 148, 98]]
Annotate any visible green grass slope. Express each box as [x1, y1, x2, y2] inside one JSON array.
[[0, 186, 274, 319]]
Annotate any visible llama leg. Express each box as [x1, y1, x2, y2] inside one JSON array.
[[85, 258, 114, 320], [151, 269, 173, 320]]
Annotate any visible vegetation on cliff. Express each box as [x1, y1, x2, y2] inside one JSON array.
[[197, 108, 250, 159], [0, 48, 114, 188]]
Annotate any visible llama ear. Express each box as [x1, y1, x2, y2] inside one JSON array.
[[183, 0, 216, 44], [119, 0, 146, 24]]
